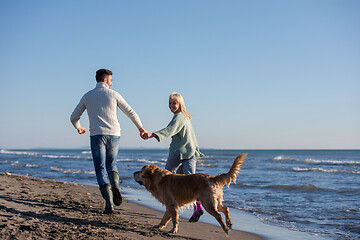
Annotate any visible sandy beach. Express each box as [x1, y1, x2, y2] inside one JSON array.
[[0, 173, 264, 240]]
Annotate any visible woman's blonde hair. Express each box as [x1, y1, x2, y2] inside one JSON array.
[[169, 92, 192, 120]]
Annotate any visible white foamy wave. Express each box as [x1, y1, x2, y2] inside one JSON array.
[[81, 151, 91, 154], [11, 161, 22, 167], [197, 162, 219, 168], [0, 149, 38, 156], [117, 158, 135, 162], [42, 154, 82, 159], [305, 159, 360, 165], [50, 166, 64, 172], [137, 158, 165, 165], [293, 167, 360, 174], [271, 156, 296, 161], [24, 163, 40, 168], [66, 169, 95, 175], [293, 167, 338, 173], [50, 166, 95, 175], [64, 169, 85, 174], [0, 160, 13, 164]]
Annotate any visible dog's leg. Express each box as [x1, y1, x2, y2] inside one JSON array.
[[167, 204, 179, 234], [155, 210, 171, 230], [218, 203, 232, 229], [202, 201, 229, 234]]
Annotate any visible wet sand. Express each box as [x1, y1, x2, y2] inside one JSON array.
[[0, 173, 264, 240]]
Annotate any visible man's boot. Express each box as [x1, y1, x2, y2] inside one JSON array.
[[99, 184, 114, 214], [109, 171, 122, 206]]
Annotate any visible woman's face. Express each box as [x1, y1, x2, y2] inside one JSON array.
[[169, 98, 180, 114]]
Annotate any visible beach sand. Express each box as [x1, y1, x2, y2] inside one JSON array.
[[0, 173, 264, 240]]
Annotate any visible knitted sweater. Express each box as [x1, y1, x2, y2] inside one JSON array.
[[154, 112, 203, 160], [70, 82, 142, 136]]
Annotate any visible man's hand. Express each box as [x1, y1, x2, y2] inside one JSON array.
[[77, 126, 86, 135], [143, 132, 155, 139], [139, 127, 149, 140]]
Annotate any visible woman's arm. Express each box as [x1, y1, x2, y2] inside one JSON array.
[[153, 113, 186, 142]]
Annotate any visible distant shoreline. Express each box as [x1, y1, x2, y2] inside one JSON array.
[[2, 147, 359, 151]]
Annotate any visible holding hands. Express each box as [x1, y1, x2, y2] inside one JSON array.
[[76, 126, 153, 140], [143, 132, 155, 140], [139, 127, 155, 140]]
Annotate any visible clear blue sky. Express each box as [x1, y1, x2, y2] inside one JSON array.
[[0, 0, 359, 149]]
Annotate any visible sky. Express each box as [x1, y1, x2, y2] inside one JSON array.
[[0, 0, 359, 150]]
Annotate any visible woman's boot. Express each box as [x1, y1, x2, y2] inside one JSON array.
[[189, 201, 204, 222]]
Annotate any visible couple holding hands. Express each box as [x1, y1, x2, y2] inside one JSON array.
[[70, 69, 204, 222]]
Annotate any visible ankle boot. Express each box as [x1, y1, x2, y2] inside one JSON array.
[[99, 184, 114, 214], [109, 171, 122, 206], [189, 201, 204, 222]]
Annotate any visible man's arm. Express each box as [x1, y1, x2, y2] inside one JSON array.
[[115, 92, 151, 139], [70, 99, 87, 135]]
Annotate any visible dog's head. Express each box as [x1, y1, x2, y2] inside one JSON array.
[[133, 164, 170, 190]]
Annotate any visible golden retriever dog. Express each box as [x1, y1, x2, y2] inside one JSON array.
[[133, 153, 247, 234]]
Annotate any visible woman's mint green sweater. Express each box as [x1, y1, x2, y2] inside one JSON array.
[[154, 112, 203, 160]]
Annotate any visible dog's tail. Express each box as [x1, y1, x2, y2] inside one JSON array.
[[213, 153, 247, 187]]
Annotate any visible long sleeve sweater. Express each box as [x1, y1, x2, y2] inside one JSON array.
[[70, 82, 142, 136], [154, 112, 203, 160]]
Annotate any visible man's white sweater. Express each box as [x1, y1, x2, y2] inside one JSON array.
[[70, 82, 142, 136]]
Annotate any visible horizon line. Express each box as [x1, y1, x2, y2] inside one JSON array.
[[1, 147, 359, 151]]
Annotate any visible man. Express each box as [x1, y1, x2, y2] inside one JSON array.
[[70, 68, 148, 214]]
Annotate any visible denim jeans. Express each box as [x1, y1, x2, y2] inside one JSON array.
[[165, 150, 197, 175], [90, 135, 120, 186]]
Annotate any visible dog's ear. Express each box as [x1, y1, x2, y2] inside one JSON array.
[[142, 165, 155, 179]]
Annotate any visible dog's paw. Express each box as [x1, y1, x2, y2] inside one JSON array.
[[152, 224, 164, 230], [169, 226, 178, 234], [227, 222, 233, 229], [168, 229, 178, 234], [222, 226, 230, 235]]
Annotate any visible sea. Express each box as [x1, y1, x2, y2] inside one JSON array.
[[0, 149, 359, 240]]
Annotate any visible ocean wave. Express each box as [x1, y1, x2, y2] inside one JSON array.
[[11, 161, 23, 167], [50, 166, 63, 172], [137, 158, 165, 165], [63, 169, 94, 175], [0, 149, 38, 156], [271, 156, 297, 161], [0, 150, 92, 160], [50, 166, 95, 175], [116, 158, 136, 162], [293, 167, 339, 173], [24, 163, 40, 168], [264, 184, 324, 192], [197, 163, 219, 168], [42, 154, 82, 159], [293, 167, 360, 175], [304, 158, 360, 165], [0, 160, 13, 164]]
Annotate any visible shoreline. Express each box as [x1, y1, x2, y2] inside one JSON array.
[[0, 173, 264, 240], [122, 187, 327, 240]]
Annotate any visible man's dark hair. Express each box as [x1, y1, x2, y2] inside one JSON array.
[[96, 69, 113, 82]]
